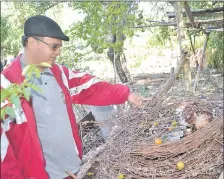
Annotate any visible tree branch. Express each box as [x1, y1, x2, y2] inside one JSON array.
[[167, 7, 224, 18], [130, 19, 223, 28], [183, 2, 196, 28], [206, 28, 223, 32], [37, 2, 61, 15]]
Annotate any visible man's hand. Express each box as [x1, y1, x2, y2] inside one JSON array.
[[127, 93, 152, 107]]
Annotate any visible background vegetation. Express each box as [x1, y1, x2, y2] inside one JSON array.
[[1, 1, 223, 78]]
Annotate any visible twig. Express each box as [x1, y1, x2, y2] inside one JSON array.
[[77, 144, 107, 179], [65, 170, 78, 179], [215, 139, 224, 146], [81, 94, 223, 178], [80, 121, 104, 126]]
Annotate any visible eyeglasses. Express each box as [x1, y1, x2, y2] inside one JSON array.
[[33, 37, 62, 51]]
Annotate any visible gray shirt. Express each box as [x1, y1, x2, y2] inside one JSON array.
[[21, 59, 81, 179]]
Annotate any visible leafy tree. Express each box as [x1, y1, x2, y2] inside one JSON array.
[[207, 31, 223, 69], [1, 2, 61, 58], [64, 1, 142, 82]]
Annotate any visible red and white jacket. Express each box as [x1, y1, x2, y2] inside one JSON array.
[[1, 56, 130, 179]]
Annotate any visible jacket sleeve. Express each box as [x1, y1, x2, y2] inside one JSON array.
[[1, 74, 24, 178], [65, 68, 130, 106], [1, 120, 24, 179]]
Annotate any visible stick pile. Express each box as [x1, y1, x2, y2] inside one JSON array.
[[92, 98, 223, 179]]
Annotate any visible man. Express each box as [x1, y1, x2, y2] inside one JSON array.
[[1, 15, 147, 179]]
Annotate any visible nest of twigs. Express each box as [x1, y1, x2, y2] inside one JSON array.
[[92, 97, 223, 179]]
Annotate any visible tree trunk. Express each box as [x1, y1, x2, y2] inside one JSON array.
[[107, 35, 129, 83], [108, 50, 129, 83], [121, 52, 132, 82], [177, 1, 192, 92], [149, 2, 190, 101], [183, 58, 192, 91]]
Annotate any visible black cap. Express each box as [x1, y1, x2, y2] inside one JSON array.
[[24, 15, 69, 41]]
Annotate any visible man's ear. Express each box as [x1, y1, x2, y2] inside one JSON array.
[[27, 37, 37, 49]]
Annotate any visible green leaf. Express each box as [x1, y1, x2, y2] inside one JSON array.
[[10, 95, 21, 108], [38, 62, 52, 68], [1, 107, 6, 120], [5, 106, 15, 118], [22, 65, 32, 76], [127, 14, 135, 21], [29, 84, 44, 93], [96, 48, 104, 54], [27, 66, 35, 79], [101, 42, 108, 49], [134, 4, 139, 10], [128, 30, 134, 37], [34, 67, 41, 78], [23, 88, 31, 101], [1, 91, 8, 103], [10, 85, 22, 96]]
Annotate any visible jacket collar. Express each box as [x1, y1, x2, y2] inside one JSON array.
[[3, 54, 62, 84], [2, 54, 24, 83]]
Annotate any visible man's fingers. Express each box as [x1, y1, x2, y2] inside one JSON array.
[[128, 93, 153, 106]]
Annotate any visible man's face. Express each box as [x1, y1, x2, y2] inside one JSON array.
[[32, 37, 62, 65]]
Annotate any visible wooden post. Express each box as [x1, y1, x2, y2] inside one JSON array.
[[183, 57, 192, 91], [193, 32, 210, 92]]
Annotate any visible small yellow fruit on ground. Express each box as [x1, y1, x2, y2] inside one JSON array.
[[118, 173, 124, 179], [87, 172, 94, 176], [172, 120, 178, 127], [155, 138, 162, 145], [153, 122, 159, 127], [168, 126, 174, 131], [177, 161, 185, 170]]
